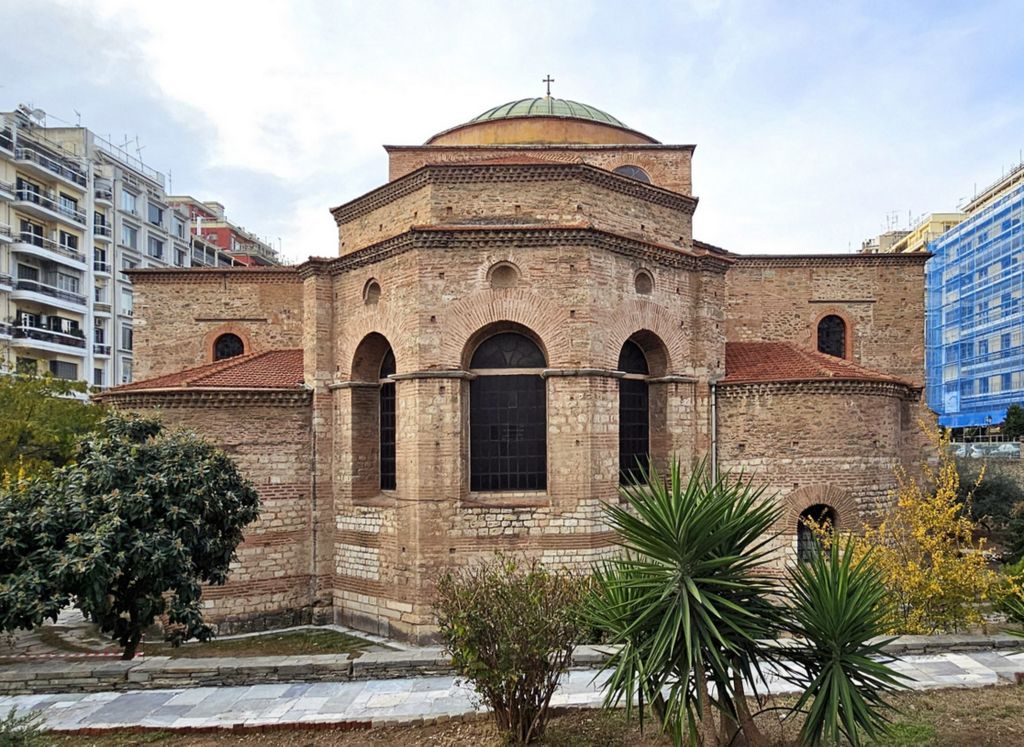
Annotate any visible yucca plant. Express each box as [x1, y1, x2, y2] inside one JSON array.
[[785, 538, 906, 746], [589, 458, 904, 747], [588, 459, 785, 746]]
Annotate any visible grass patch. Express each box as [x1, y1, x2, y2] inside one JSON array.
[[144, 629, 374, 658]]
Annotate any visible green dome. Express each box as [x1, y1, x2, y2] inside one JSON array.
[[469, 97, 628, 128]]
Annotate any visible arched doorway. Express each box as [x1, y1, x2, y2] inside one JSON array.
[[797, 504, 836, 563]]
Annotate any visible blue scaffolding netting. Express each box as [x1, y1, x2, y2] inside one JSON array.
[[926, 181, 1024, 428]]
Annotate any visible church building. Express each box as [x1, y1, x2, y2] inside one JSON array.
[[101, 95, 931, 641]]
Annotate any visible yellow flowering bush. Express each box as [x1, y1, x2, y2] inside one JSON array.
[[815, 426, 998, 634]]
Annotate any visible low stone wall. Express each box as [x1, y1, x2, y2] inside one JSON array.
[[0, 635, 1019, 696]]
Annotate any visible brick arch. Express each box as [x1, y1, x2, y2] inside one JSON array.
[[811, 308, 855, 360], [203, 324, 253, 363], [336, 308, 416, 380], [601, 300, 689, 374], [439, 289, 572, 368], [783, 485, 860, 533]]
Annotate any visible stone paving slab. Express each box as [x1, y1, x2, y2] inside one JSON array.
[[5, 650, 1022, 733]]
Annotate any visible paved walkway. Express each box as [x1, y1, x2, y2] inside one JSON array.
[[9, 650, 1024, 732]]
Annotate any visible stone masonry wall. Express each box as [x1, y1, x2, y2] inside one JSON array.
[[725, 256, 928, 385], [131, 271, 305, 381], [386, 145, 694, 195], [120, 397, 315, 633]]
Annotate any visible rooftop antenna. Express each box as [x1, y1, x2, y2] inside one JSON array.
[[73, 109, 81, 126], [167, 169, 173, 193]]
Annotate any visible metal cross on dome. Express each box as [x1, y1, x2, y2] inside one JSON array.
[[542, 75, 554, 96]]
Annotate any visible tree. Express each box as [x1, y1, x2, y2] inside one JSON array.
[[1003, 403, 1024, 441], [852, 427, 996, 634], [435, 555, 589, 745], [0, 373, 106, 478], [0, 412, 260, 659], [587, 460, 902, 747]]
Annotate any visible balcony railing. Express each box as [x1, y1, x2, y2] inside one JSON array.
[[95, 188, 113, 203], [0, 322, 10, 338], [14, 146, 87, 187], [93, 343, 112, 356], [15, 231, 87, 264], [94, 260, 111, 273], [93, 223, 112, 237], [0, 129, 12, 152], [0, 272, 12, 288], [14, 279, 87, 307], [12, 324, 87, 349], [14, 187, 87, 225], [0, 223, 11, 239], [0, 179, 13, 195]]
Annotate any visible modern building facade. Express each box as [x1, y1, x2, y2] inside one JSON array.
[[167, 196, 278, 267], [0, 105, 280, 387], [925, 164, 1024, 428], [102, 95, 930, 641]]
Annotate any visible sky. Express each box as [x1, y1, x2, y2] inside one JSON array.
[[3, 0, 1024, 263]]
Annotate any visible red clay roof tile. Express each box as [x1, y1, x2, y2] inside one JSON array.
[[108, 349, 304, 392], [722, 342, 912, 386]]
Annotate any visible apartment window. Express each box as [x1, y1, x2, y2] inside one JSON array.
[[1003, 373, 1013, 392], [59, 231, 78, 251], [147, 236, 164, 259], [16, 357, 38, 376], [17, 263, 39, 282], [49, 360, 78, 381], [121, 223, 138, 249], [120, 324, 133, 351], [55, 272, 80, 294], [173, 217, 186, 239], [979, 378, 990, 395], [94, 212, 107, 228], [1002, 333, 1013, 351], [175, 248, 187, 267], [121, 357, 133, 384], [979, 340, 989, 357], [93, 368, 104, 387], [121, 257, 138, 272], [121, 288, 134, 315], [148, 203, 164, 227], [16, 177, 40, 202], [19, 219, 43, 246], [95, 285, 107, 303], [94, 326, 106, 344], [59, 193, 78, 218], [121, 191, 137, 214]]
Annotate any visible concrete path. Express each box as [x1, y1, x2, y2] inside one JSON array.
[[9, 650, 1024, 732]]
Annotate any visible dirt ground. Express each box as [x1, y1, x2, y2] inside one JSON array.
[[43, 684, 1024, 746]]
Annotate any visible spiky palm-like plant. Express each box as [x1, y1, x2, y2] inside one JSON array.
[[589, 458, 904, 747], [786, 539, 907, 746], [589, 460, 783, 746]]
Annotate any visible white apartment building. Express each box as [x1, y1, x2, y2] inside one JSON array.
[[0, 106, 266, 388]]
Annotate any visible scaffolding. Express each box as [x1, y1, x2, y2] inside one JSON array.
[[926, 180, 1024, 428]]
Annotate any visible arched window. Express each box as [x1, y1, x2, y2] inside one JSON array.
[[817, 315, 846, 358], [619, 340, 650, 485], [379, 348, 396, 491], [797, 504, 836, 563], [213, 333, 244, 361], [613, 165, 651, 183], [469, 331, 547, 492]]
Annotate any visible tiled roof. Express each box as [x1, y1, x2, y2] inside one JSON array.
[[109, 349, 305, 393], [722, 342, 912, 386]]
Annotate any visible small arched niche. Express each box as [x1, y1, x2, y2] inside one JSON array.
[[487, 261, 521, 290], [363, 279, 382, 305], [797, 504, 836, 563], [634, 269, 654, 296]]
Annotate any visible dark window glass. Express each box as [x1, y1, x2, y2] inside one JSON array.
[[618, 340, 650, 485], [469, 332, 547, 492], [613, 165, 651, 183], [817, 315, 846, 357], [380, 349, 396, 490], [797, 505, 835, 563], [213, 333, 244, 361], [470, 332, 546, 369]]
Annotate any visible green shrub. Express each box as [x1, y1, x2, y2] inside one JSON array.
[[0, 707, 45, 746], [587, 459, 903, 747], [435, 555, 589, 744]]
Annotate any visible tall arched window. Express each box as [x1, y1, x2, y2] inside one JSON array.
[[817, 315, 846, 358], [618, 339, 650, 485], [797, 504, 836, 563], [213, 333, 244, 361], [379, 348, 396, 491], [469, 331, 547, 492]]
